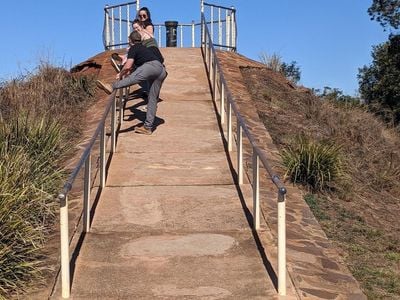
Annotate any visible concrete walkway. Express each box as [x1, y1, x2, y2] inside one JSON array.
[[68, 49, 289, 299]]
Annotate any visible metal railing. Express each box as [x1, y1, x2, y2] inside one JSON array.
[[200, 12, 287, 297], [201, 1, 236, 51], [103, 1, 140, 50], [153, 21, 200, 48], [57, 87, 127, 298], [103, 0, 236, 50]]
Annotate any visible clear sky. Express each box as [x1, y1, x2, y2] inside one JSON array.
[[0, 0, 389, 95]]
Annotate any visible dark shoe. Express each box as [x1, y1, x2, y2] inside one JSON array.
[[110, 57, 122, 73], [141, 90, 148, 99], [111, 53, 123, 63], [96, 80, 113, 95], [135, 125, 152, 135]]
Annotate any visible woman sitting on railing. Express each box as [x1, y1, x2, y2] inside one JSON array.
[[137, 7, 154, 36], [111, 7, 159, 72]]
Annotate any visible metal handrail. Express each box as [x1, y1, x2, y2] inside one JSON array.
[[201, 0, 237, 51], [200, 11, 287, 296], [103, 0, 236, 50], [58, 92, 115, 198], [105, 1, 138, 10], [203, 1, 236, 11], [57, 87, 126, 298], [103, 0, 140, 50]]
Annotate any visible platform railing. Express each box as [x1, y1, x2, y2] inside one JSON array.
[[201, 12, 287, 297], [103, 0, 236, 50], [103, 1, 140, 50], [201, 1, 236, 51], [57, 87, 126, 298]]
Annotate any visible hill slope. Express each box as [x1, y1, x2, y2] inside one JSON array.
[[237, 61, 400, 298]]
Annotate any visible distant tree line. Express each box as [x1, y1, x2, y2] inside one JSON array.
[[358, 0, 400, 127]]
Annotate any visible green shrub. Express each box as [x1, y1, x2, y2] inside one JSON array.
[[281, 136, 346, 191], [0, 116, 68, 297]]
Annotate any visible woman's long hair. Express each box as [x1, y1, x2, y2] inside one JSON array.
[[137, 7, 152, 24]]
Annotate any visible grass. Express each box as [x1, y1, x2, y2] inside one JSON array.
[[280, 135, 346, 192], [304, 193, 400, 299], [0, 63, 96, 298], [0, 116, 66, 296], [241, 66, 400, 299]]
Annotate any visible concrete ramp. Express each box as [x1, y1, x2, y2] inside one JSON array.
[[67, 48, 290, 299]]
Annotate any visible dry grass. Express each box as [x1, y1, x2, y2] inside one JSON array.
[[241, 66, 400, 299], [0, 63, 96, 298]]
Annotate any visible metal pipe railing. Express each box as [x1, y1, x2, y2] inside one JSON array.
[[202, 1, 237, 51], [200, 12, 287, 296], [57, 88, 123, 298], [102, 1, 236, 50], [103, 1, 140, 50]]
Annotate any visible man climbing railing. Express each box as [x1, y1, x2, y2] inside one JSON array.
[[200, 9, 287, 297]]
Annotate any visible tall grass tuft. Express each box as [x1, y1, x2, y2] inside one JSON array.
[[0, 62, 95, 298], [0, 115, 68, 297], [281, 135, 346, 192]]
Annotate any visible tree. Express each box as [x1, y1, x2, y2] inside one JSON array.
[[318, 87, 360, 104], [281, 61, 301, 85], [258, 52, 301, 84], [368, 0, 400, 29], [358, 34, 400, 125]]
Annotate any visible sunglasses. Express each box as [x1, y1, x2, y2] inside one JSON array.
[[139, 14, 147, 18]]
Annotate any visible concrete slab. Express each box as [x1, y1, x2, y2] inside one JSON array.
[[123, 99, 218, 125], [107, 152, 235, 186], [160, 48, 212, 101], [70, 231, 277, 299], [117, 100, 224, 153], [90, 185, 252, 233]]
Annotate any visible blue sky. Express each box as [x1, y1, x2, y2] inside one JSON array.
[[0, 0, 389, 95]]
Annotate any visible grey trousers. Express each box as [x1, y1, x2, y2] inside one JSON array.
[[113, 60, 167, 129]]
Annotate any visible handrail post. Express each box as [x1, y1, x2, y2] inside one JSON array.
[[252, 151, 260, 230], [127, 4, 130, 38], [213, 57, 218, 101], [119, 6, 122, 48], [226, 13, 231, 49], [192, 21, 195, 47], [220, 80, 225, 124], [209, 50, 214, 84], [59, 194, 70, 299], [100, 125, 106, 188], [180, 25, 183, 48], [105, 6, 110, 49], [227, 102, 232, 152], [206, 38, 209, 72], [111, 8, 115, 50], [157, 25, 161, 47], [83, 154, 91, 233], [111, 93, 117, 153], [210, 6, 214, 43], [231, 7, 236, 51], [237, 122, 243, 184], [278, 189, 287, 296], [119, 88, 124, 126], [218, 8, 222, 50]]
